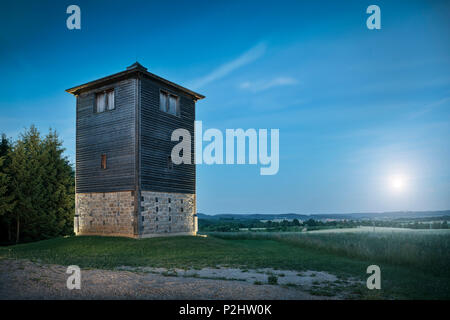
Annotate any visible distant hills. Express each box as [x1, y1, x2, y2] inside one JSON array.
[[197, 210, 450, 221]]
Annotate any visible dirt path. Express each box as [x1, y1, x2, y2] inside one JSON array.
[[0, 259, 335, 300]]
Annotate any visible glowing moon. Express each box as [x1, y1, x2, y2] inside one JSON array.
[[389, 175, 405, 192]]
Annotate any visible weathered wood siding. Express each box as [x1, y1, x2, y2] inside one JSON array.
[[75, 78, 136, 193], [139, 76, 195, 194]]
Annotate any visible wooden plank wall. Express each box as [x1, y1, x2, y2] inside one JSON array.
[[75, 78, 136, 193], [139, 76, 196, 194]]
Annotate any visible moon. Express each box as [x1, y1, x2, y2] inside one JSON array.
[[390, 175, 405, 192]]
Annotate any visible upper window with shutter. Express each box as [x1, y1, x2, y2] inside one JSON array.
[[159, 90, 179, 116], [95, 89, 115, 113]]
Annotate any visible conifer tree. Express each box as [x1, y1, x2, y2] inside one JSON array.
[[0, 134, 15, 242], [8, 126, 43, 242], [6, 126, 75, 242], [41, 129, 75, 237]]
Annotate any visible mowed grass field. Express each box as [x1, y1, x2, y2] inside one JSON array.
[[1, 229, 449, 299]]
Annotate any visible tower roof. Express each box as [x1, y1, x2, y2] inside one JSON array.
[[126, 61, 147, 71], [66, 62, 205, 100]]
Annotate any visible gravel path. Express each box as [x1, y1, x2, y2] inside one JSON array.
[[0, 259, 333, 300]]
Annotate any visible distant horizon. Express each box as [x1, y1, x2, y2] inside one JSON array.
[[199, 209, 450, 216]]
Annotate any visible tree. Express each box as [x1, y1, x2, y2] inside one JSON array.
[[0, 134, 15, 242], [8, 126, 44, 242], [305, 219, 317, 227], [432, 221, 441, 229], [39, 129, 75, 237], [5, 126, 75, 243]]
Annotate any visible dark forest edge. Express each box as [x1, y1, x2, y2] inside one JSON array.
[[0, 126, 75, 245]]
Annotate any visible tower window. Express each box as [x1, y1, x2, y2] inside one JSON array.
[[101, 154, 107, 169], [95, 89, 115, 113], [159, 90, 179, 116]]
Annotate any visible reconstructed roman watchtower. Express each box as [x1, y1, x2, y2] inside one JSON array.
[[66, 62, 204, 238]]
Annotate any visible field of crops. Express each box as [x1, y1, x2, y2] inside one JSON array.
[[207, 228, 450, 277]]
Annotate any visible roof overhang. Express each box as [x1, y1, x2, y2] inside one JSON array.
[[65, 62, 205, 101]]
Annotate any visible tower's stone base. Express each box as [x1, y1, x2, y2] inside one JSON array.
[[74, 190, 197, 238], [75, 191, 137, 237], [140, 191, 197, 237]]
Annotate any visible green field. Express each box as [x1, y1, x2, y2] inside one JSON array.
[[1, 229, 449, 299]]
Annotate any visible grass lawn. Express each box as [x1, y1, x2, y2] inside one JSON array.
[[1, 233, 449, 299]]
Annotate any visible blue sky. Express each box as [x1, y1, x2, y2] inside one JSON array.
[[0, 0, 449, 214]]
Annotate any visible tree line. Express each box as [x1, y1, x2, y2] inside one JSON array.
[[198, 218, 358, 232], [199, 217, 449, 232], [0, 126, 75, 244]]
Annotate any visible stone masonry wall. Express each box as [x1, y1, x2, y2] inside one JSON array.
[[75, 191, 136, 237], [140, 191, 197, 237]]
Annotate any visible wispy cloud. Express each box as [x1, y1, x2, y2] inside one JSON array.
[[239, 76, 298, 92], [189, 42, 267, 89], [408, 96, 450, 119]]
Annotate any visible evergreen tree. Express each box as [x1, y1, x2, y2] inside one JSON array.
[[8, 126, 44, 242], [6, 126, 75, 243], [41, 129, 75, 237], [0, 134, 15, 242]]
